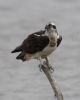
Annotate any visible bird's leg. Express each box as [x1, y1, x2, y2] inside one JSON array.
[[38, 57, 44, 72], [45, 57, 49, 66], [45, 57, 54, 72]]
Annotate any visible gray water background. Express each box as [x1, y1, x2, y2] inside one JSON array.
[[0, 0, 80, 100]]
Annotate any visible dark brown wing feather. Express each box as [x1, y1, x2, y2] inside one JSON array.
[[11, 46, 22, 53], [21, 33, 49, 53], [11, 30, 49, 54], [57, 35, 62, 47]]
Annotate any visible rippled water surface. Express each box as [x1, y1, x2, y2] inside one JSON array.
[[0, 0, 80, 100]]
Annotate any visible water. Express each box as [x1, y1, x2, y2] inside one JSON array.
[[0, 0, 80, 100]]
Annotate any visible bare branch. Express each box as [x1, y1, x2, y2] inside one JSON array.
[[41, 62, 63, 100]]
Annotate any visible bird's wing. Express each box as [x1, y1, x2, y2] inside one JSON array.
[[21, 31, 49, 54], [11, 45, 22, 53], [11, 30, 49, 54], [57, 35, 62, 47]]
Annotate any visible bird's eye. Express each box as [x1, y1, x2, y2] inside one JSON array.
[[53, 25, 56, 29]]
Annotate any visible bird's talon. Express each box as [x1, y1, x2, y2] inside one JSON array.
[[43, 61, 54, 72], [49, 66, 54, 71], [39, 64, 43, 72]]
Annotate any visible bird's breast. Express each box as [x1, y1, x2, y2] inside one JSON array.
[[40, 44, 57, 58]]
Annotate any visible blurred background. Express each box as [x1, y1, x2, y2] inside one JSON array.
[[0, 0, 80, 100]]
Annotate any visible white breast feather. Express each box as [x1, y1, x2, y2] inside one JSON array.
[[40, 44, 57, 58]]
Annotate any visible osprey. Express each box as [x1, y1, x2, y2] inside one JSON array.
[[11, 22, 62, 68]]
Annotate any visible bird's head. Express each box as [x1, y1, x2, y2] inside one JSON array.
[[45, 22, 57, 33], [45, 22, 58, 38]]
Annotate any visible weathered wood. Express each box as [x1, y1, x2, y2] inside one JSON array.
[[41, 62, 63, 100]]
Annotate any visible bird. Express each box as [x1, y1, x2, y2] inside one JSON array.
[[11, 22, 62, 70]]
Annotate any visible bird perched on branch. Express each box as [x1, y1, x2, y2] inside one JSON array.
[[11, 22, 62, 69]]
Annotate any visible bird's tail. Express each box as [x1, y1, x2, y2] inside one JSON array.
[[16, 52, 26, 61]]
